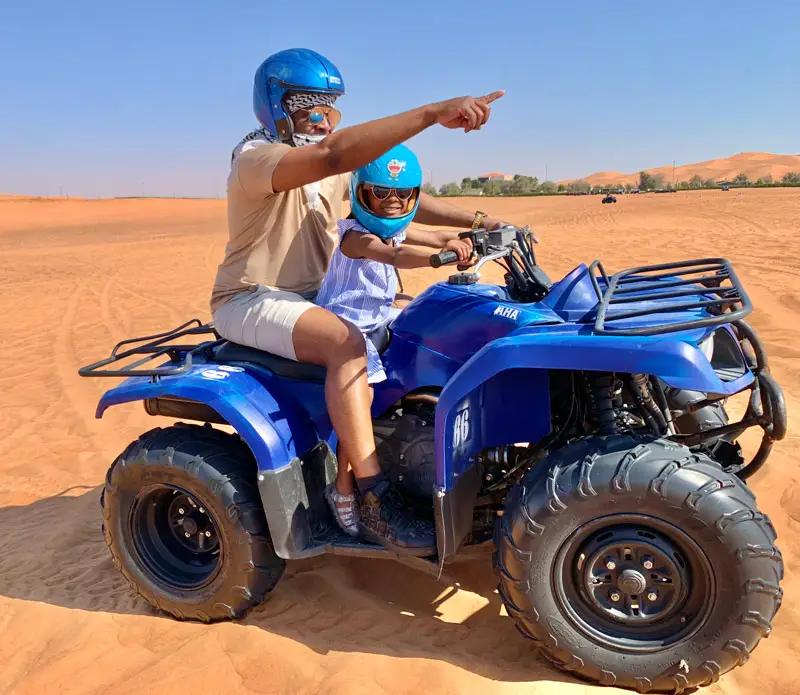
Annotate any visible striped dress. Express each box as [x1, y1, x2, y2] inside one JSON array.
[[315, 219, 405, 384]]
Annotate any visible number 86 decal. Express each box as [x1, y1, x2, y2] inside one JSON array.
[[453, 408, 470, 449]]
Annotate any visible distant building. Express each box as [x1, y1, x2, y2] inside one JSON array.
[[478, 172, 513, 183]]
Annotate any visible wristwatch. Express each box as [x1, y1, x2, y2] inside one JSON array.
[[472, 210, 487, 230]]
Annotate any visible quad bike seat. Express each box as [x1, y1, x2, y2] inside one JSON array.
[[210, 341, 326, 382], [209, 321, 393, 382]]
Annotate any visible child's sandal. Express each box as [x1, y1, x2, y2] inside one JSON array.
[[324, 483, 360, 537]]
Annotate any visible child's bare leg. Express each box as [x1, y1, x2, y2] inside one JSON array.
[[326, 387, 374, 536], [336, 451, 355, 495], [335, 386, 374, 495]]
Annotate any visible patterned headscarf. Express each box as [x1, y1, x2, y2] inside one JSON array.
[[283, 92, 338, 114], [231, 92, 339, 162]]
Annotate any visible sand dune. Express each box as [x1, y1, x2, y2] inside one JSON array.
[[565, 151, 800, 187], [1, 189, 799, 694]]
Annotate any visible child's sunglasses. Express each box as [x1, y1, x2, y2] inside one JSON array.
[[299, 106, 342, 128], [366, 185, 418, 201]]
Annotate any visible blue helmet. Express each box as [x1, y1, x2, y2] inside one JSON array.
[[351, 144, 423, 240], [253, 48, 345, 142]]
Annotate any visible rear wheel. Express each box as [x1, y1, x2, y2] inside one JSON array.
[[102, 423, 285, 622], [496, 435, 782, 692]]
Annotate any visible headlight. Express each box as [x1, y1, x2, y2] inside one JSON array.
[[697, 328, 748, 381], [698, 332, 715, 361]]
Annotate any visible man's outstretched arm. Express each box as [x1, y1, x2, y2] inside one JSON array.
[[271, 92, 505, 192]]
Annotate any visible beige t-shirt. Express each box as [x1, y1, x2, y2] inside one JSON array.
[[210, 142, 350, 313]]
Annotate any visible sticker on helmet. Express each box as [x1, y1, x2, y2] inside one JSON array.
[[387, 159, 406, 180]]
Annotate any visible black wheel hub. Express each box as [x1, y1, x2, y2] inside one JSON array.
[[555, 514, 715, 652], [581, 526, 687, 626], [130, 486, 222, 591], [167, 493, 219, 554]]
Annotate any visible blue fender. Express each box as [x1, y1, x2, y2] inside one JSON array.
[[96, 365, 323, 472], [434, 329, 754, 490]]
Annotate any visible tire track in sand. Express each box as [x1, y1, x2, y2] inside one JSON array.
[[52, 278, 117, 458], [95, 275, 132, 346]]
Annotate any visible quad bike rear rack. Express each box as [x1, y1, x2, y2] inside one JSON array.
[[78, 318, 222, 379], [588, 258, 753, 336]]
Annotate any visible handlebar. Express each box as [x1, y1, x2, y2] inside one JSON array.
[[429, 250, 460, 268], [428, 225, 551, 302]]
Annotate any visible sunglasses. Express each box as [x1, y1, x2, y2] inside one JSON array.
[[298, 105, 342, 128], [366, 185, 417, 201]]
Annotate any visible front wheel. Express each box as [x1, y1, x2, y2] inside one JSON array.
[[102, 423, 285, 622], [496, 436, 783, 693]]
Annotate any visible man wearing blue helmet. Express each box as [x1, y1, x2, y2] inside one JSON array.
[[315, 145, 472, 541], [211, 48, 510, 555]]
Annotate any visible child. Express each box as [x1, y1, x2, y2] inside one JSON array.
[[315, 144, 472, 538]]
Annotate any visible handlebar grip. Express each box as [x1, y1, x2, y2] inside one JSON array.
[[430, 250, 459, 268]]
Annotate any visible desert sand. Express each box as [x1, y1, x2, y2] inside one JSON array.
[[1, 188, 798, 695], [566, 152, 800, 188]]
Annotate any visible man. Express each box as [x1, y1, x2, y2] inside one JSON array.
[[211, 48, 509, 556]]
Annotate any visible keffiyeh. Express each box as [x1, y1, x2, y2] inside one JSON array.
[[283, 92, 337, 114], [231, 92, 338, 163]]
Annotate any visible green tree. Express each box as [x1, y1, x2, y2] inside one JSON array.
[[782, 171, 800, 184], [568, 180, 591, 193], [639, 171, 657, 190], [624, 182, 633, 193], [688, 175, 704, 189], [540, 180, 557, 193], [733, 173, 750, 186], [704, 178, 717, 188], [678, 180, 690, 190], [460, 177, 472, 192], [755, 178, 764, 186], [557, 183, 566, 192], [439, 182, 461, 196], [504, 175, 536, 194], [421, 183, 437, 196], [763, 174, 774, 184]]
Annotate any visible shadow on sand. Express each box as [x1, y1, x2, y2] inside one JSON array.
[[0, 486, 581, 687]]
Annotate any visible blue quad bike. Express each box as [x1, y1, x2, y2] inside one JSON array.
[[81, 226, 786, 692]]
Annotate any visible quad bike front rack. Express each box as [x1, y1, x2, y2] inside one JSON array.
[[588, 258, 753, 336], [78, 318, 222, 379]]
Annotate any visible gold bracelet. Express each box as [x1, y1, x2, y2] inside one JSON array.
[[472, 210, 487, 230]]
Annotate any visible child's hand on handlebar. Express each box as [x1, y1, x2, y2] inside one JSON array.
[[443, 239, 476, 265]]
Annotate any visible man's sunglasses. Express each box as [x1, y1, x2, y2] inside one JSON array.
[[365, 185, 418, 201], [298, 106, 342, 128]]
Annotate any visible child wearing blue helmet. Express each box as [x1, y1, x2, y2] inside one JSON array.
[[316, 144, 472, 539]]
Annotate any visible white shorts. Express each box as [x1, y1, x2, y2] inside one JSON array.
[[212, 285, 315, 361]]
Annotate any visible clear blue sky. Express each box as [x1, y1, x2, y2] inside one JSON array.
[[1, 0, 797, 198]]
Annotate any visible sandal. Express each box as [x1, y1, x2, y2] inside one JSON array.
[[324, 483, 359, 537]]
